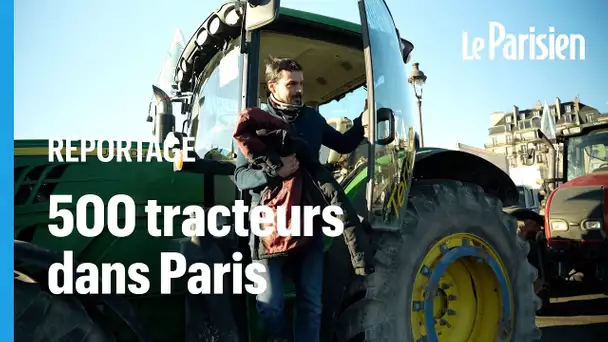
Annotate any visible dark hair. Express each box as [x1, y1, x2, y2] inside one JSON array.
[[265, 56, 303, 83]]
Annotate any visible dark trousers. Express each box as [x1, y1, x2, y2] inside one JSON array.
[[254, 235, 325, 341]]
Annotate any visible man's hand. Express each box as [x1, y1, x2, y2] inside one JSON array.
[[354, 264, 375, 276], [276, 154, 299, 178]]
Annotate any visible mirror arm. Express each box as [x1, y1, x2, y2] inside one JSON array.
[[239, 2, 249, 54]]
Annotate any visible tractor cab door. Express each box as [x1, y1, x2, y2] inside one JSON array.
[[357, 0, 418, 228]]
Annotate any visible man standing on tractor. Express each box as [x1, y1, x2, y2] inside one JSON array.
[[233, 57, 372, 342]]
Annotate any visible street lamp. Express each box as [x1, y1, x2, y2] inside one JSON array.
[[408, 62, 427, 147]]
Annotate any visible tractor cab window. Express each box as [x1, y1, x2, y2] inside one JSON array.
[[566, 127, 608, 180], [190, 40, 242, 160], [318, 85, 369, 169], [256, 30, 368, 179]]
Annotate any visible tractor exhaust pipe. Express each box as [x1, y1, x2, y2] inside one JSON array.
[[537, 129, 557, 192], [151, 85, 175, 144]]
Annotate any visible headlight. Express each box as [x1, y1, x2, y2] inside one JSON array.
[[226, 7, 241, 26], [583, 220, 602, 230], [550, 220, 568, 231], [209, 16, 221, 35]]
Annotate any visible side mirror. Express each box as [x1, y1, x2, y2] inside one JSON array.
[[245, 0, 280, 31], [400, 38, 414, 64], [376, 107, 395, 146]]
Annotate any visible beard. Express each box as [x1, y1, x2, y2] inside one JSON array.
[[289, 93, 303, 105]]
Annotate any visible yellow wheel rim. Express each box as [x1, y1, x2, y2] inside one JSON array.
[[410, 233, 514, 342]]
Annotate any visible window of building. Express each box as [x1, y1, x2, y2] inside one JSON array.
[[587, 113, 595, 122], [531, 117, 540, 128], [506, 135, 513, 143], [517, 119, 533, 130], [565, 105, 572, 112], [505, 116, 512, 123], [519, 113, 526, 120]]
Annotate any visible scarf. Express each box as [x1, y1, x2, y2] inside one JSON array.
[[268, 93, 303, 122]]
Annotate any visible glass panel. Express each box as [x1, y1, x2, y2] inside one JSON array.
[[566, 127, 608, 180], [190, 40, 243, 160], [361, 0, 416, 227], [318, 85, 368, 167], [517, 186, 526, 207]]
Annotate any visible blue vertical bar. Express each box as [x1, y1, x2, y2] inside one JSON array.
[[2, 0, 15, 339]]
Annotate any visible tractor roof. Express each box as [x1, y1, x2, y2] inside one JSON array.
[[560, 117, 608, 141], [279, 7, 362, 34], [173, 3, 365, 94]]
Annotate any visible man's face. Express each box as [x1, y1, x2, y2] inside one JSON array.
[[269, 70, 304, 105]]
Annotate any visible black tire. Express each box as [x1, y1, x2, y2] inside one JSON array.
[[14, 241, 152, 342], [15, 279, 113, 342], [333, 179, 542, 342]]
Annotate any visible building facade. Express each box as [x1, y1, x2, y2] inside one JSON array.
[[485, 97, 602, 179]]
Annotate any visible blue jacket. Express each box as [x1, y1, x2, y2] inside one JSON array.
[[234, 102, 365, 205]]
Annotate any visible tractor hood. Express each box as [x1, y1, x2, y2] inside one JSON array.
[[561, 168, 608, 189], [547, 172, 608, 241]]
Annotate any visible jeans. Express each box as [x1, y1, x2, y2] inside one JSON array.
[[254, 235, 325, 341]]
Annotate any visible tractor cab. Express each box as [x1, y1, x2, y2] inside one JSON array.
[[541, 120, 608, 288], [163, 0, 418, 230], [564, 124, 608, 181]]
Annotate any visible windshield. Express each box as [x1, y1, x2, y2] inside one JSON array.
[[517, 186, 526, 207], [189, 39, 242, 160], [566, 127, 608, 180]]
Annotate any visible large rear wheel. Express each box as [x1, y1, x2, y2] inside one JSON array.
[[334, 179, 542, 342]]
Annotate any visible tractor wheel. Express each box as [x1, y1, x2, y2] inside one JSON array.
[[15, 277, 113, 342], [333, 179, 542, 342], [14, 241, 152, 342]]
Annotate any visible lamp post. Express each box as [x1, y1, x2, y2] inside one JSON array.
[[408, 62, 427, 147]]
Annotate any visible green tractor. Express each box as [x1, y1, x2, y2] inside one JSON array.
[[14, 0, 542, 341]]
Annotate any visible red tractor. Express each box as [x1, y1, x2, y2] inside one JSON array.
[[537, 120, 608, 306]]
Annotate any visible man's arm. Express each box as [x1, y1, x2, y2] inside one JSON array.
[[321, 115, 365, 154], [233, 151, 281, 191], [232, 108, 286, 191]]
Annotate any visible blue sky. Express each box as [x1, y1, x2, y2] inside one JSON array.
[[14, 0, 607, 149]]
